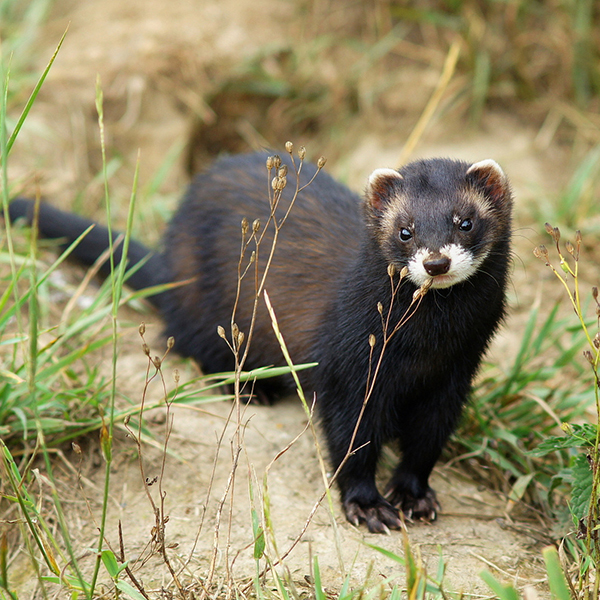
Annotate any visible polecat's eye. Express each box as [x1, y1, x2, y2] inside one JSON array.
[[399, 228, 412, 242], [459, 218, 473, 232]]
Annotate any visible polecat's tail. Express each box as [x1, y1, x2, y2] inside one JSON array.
[[8, 197, 169, 308]]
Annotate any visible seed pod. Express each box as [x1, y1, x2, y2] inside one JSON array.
[[278, 165, 288, 177], [369, 334, 376, 348], [274, 176, 287, 191], [139, 322, 146, 336], [272, 155, 281, 169], [285, 141, 293, 154], [377, 302, 383, 315], [232, 322, 239, 338], [266, 156, 274, 170], [142, 343, 150, 356], [593, 287, 598, 301], [565, 241, 574, 256], [153, 356, 162, 369], [533, 245, 549, 264], [317, 156, 327, 169], [387, 263, 396, 277], [241, 217, 248, 235], [217, 325, 227, 339], [298, 146, 306, 160], [553, 226, 560, 242], [400, 266, 409, 279], [167, 336, 175, 350], [583, 349, 594, 365], [174, 369, 180, 385], [252, 219, 261, 233], [238, 331, 245, 346]]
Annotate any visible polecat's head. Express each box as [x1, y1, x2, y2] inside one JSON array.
[[364, 158, 513, 289]]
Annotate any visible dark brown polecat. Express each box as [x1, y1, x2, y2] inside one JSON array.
[[9, 152, 513, 533]]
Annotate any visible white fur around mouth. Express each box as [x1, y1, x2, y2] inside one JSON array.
[[407, 244, 488, 289]]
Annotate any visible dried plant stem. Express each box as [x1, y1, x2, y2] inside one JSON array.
[[534, 223, 600, 586]]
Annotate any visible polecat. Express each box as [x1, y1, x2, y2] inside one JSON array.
[[9, 152, 513, 533]]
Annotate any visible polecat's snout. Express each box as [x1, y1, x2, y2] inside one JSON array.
[[422, 253, 451, 276]]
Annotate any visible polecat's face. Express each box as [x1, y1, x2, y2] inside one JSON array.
[[364, 158, 512, 289]]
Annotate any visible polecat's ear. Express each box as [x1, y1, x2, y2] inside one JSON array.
[[466, 159, 509, 203], [365, 168, 403, 212]]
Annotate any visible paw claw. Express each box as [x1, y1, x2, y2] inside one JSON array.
[[343, 497, 403, 534], [387, 486, 440, 522]]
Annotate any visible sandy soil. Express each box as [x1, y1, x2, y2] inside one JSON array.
[[6, 0, 573, 597]]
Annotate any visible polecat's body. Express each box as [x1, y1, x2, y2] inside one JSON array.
[[9, 152, 513, 533]]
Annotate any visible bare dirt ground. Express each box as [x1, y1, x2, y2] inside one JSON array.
[[7, 0, 574, 597]]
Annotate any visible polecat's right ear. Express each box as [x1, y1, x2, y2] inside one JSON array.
[[365, 168, 403, 213]]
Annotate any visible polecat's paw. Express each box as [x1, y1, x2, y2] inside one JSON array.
[[343, 497, 404, 534], [385, 487, 441, 522]]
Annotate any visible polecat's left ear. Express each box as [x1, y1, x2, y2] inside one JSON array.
[[466, 159, 509, 203], [365, 168, 403, 212]]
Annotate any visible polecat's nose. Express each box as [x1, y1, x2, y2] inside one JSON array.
[[423, 254, 451, 276]]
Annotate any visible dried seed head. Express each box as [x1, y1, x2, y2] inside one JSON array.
[[565, 241, 574, 256], [583, 349, 595, 365], [252, 219, 261, 233], [400, 266, 409, 279], [298, 146, 306, 160], [139, 322, 146, 336], [272, 155, 281, 169], [237, 331, 245, 346], [377, 302, 383, 315], [317, 156, 327, 169], [167, 336, 175, 350], [142, 343, 150, 356], [593, 287, 598, 302], [72, 441, 82, 455], [241, 217, 248, 235], [217, 325, 227, 339], [387, 263, 396, 278], [285, 141, 293, 154], [533, 245, 550, 264], [272, 175, 287, 191], [594, 333, 600, 349], [544, 222, 560, 243], [369, 334, 376, 348], [174, 369, 180, 384], [413, 279, 433, 300], [278, 165, 288, 178], [266, 156, 274, 170], [249, 250, 256, 264], [232, 322, 239, 338], [152, 356, 162, 369]]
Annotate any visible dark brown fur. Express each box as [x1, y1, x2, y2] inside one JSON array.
[[9, 152, 513, 532]]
